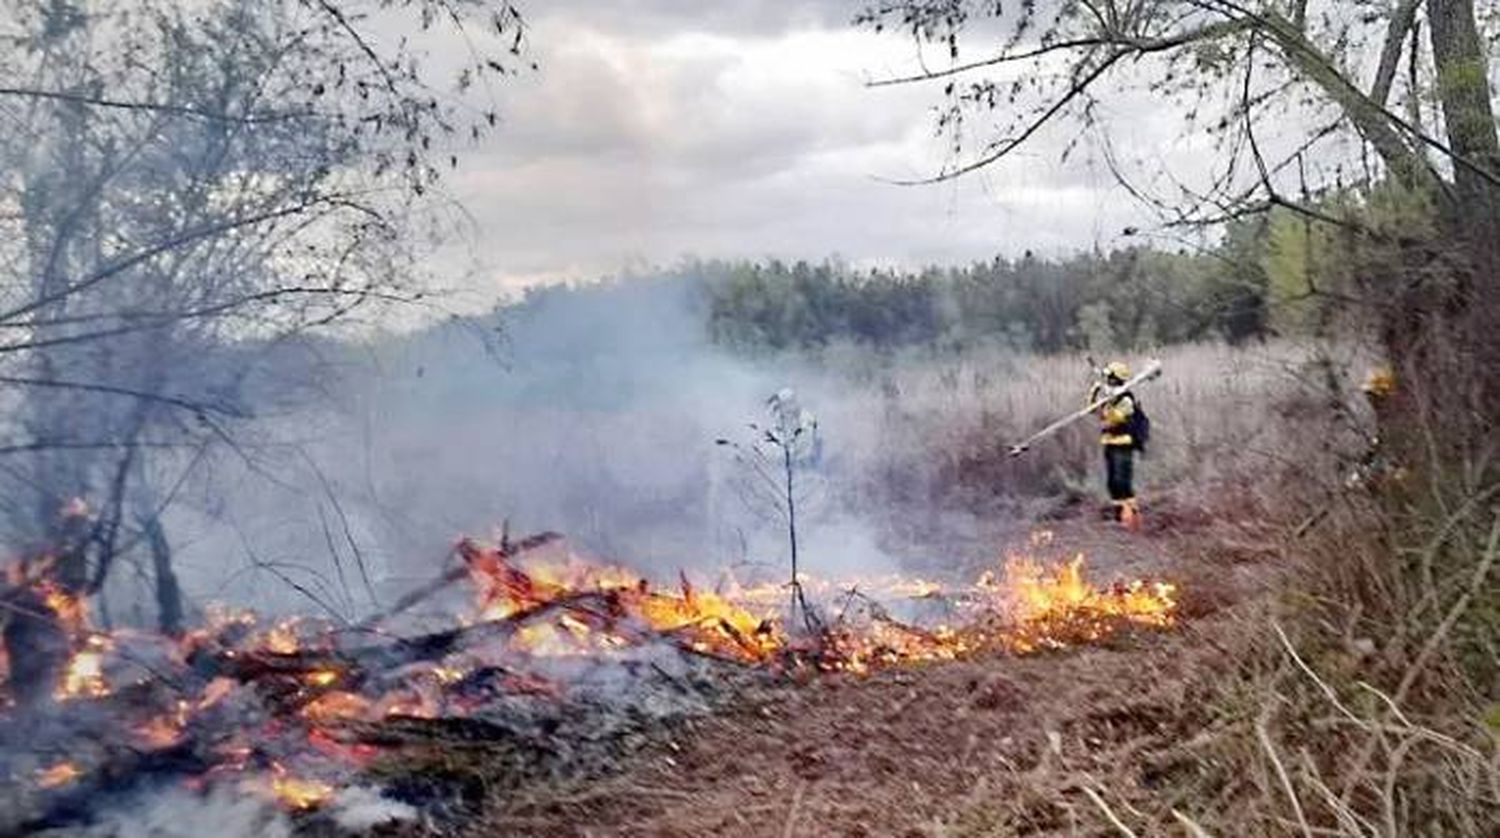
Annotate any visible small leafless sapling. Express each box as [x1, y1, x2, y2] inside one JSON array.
[[717, 389, 823, 632]]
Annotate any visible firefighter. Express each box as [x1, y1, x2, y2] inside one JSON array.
[[1089, 361, 1140, 529], [1348, 365, 1402, 490]]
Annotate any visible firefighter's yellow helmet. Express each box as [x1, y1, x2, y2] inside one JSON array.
[[1104, 360, 1131, 381], [1361, 366, 1396, 398]]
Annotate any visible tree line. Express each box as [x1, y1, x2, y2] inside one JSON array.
[[687, 210, 1358, 355], [502, 195, 1380, 358]]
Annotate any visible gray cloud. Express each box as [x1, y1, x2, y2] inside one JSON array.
[[430, 1, 1155, 297], [527, 0, 865, 37]]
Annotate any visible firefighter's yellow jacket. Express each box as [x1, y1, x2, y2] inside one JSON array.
[[1088, 384, 1136, 447]]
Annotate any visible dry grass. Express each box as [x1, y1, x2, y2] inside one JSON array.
[[1133, 345, 1497, 836], [456, 337, 1496, 837], [809, 340, 1361, 517], [1215, 497, 1500, 834], [801, 338, 1499, 835]]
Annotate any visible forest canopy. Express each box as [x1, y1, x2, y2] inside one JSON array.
[[511, 206, 1355, 357]]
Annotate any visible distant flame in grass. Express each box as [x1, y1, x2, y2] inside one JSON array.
[[268, 763, 334, 810], [37, 760, 81, 789], [133, 700, 192, 749], [985, 554, 1177, 653], [457, 533, 1177, 669]]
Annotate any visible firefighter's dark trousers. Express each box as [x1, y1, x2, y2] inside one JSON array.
[[1104, 444, 1135, 502]]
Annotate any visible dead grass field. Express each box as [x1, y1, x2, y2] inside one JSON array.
[[812, 340, 1358, 510], [473, 515, 1281, 837], [449, 338, 1495, 837]]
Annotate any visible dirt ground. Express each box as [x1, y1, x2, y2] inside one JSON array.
[[473, 506, 1278, 837]]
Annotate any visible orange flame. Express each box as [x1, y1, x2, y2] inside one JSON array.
[[56, 635, 112, 700], [268, 764, 334, 810], [36, 761, 81, 789], [133, 701, 191, 748], [456, 535, 1175, 671], [9, 530, 1178, 811], [459, 539, 782, 664], [262, 622, 301, 655], [981, 554, 1177, 652], [304, 669, 340, 688], [301, 690, 373, 722], [40, 581, 89, 638]]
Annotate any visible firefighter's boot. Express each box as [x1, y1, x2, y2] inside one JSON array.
[[1117, 498, 1141, 531]]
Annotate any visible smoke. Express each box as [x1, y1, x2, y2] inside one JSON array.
[[78, 785, 293, 838], [72, 783, 418, 837], [159, 269, 907, 618], [329, 787, 419, 832]]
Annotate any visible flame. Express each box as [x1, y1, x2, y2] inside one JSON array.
[[262, 622, 301, 655], [304, 669, 340, 688], [8, 530, 1178, 813], [375, 683, 442, 719], [56, 635, 112, 700], [456, 536, 1175, 669], [133, 701, 191, 748], [431, 665, 465, 684], [460, 539, 782, 664], [306, 727, 381, 765], [301, 690, 373, 722], [986, 554, 1177, 653], [40, 581, 88, 638], [196, 676, 237, 710], [268, 764, 334, 810], [37, 761, 81, 789]]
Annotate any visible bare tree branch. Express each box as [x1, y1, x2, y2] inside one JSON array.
[[867, 19, 1250, 88], [0, 85, 311, 123], [0, 374, 243, 418], [1372, 0, 1422, 107], [891, 51, 1129, 184]]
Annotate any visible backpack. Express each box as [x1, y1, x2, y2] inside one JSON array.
[[1127, 396, 1151, 452]]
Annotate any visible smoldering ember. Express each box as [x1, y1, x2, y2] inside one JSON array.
[[1, 2, 1496, 837]]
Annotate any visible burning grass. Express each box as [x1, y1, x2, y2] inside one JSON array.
[[0, 531, 1176, 830]]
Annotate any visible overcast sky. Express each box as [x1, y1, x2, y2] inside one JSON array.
[[434, 1, 1190, 300]]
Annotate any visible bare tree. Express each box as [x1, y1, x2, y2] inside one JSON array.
[[858, 1, 1498, 281], [0, 0, 528, 689], [718, 389, 823, 631], [858, 0, 1500, 465]]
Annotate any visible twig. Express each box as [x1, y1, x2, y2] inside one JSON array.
[[1255, 706, 1313, 838], [217, 590, 619, 684], [1393, 517, 1499, 705], [1272, 621, 1367, 729], [302, 449, 381, 608], [252, 561, 351, 626], [1292, 503, 1332, 539], [1411, 481, 1500, 604], [1337, 517, 1500, 803], [354, 565, 468, 631], [834, 586, 860, 626], [1080, 785, 1138, 837], [1352, 682, 1480, 758], [1171, 809, 1214, 838], [781, 779, 807, 838], [355, 532, 561, 630], [1297, 748, 1375, 836]]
